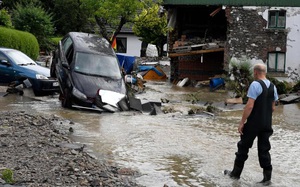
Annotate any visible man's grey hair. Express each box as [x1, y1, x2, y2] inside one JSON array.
[[253, 63, 267, 73]]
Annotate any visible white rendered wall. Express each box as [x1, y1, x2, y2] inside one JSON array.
[[262, 7, 300, 77], [117, 34, 142, 57]]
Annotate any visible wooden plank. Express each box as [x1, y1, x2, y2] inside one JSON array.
[[280, 95, 300, 103], [169, 48, 224, 57]]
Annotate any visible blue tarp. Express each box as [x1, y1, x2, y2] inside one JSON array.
[[138, 66, 163, 76], [116, 54, 135, 74]]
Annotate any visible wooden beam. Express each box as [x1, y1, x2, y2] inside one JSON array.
[[168, 48, 224, 57]]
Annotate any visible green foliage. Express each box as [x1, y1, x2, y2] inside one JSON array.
[[12, 2, 54, 52], [1, 0, 35, 10], [0, 26, 39, 60], [50, 37, 62, 46], [292, 81, 300, 92], [93, 0, 142, 41], [53, 0, 96, 35], [1, 169, 15, 184], [267, 76, 292, 95], [95, 0, 141, 25], [133, 1, 170, 56], [226, 58, 253, 103], [0, 9, 13, 28]]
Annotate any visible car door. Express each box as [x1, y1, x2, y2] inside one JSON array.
[[56, 36, 73, 90], [0, 51, 16, 84]]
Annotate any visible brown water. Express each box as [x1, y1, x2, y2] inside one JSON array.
[[0, 83, 299, 187]]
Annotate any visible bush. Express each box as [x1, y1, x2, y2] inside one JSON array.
[[0, 26, 39, 60], [226, 58, 253, 103], [267, 76, 294, 95], [292, 81, 300, 92], [0, 9, 13, 28], [12, 2, 54, 52], [48, 37, 62, 52], [51, 37, 62, 46]]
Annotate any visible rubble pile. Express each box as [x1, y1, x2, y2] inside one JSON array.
[[0, 111, 142, 187], [172, 34, 225, 53]]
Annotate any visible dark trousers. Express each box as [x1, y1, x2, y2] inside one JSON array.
[[234, 122, 273, 169]]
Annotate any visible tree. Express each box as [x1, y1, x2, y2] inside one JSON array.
[[0, 9, 13, 28], [93, 0, 142, 43], [1, 0, 39, 11], [12, 2, 54, 52], [132, 1, 169, 57], [52, 0, 96, 35]]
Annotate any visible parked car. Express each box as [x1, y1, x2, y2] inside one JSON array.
[[0, 47, 59, 96], [51, 32, 128, 111]]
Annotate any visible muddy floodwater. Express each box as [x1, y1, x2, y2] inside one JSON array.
[[0, 82, 299, 187]]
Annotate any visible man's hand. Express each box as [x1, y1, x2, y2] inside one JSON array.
[[238, 122, 245, 135]]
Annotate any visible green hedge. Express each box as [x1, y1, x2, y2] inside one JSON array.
[[0, 26, 39, 60]]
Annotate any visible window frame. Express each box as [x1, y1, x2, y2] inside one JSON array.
[[267, 52, 286, 73], [116, 37, 127, 53], [268, 10, 286, 29]]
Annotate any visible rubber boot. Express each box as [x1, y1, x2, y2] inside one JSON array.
[[224, 164, 244, 179], [259, 168, 272, 186]]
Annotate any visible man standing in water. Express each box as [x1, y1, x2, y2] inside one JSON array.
[[224, 63, 278, 185]]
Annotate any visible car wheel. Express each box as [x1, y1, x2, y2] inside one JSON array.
[[61, 88, 72, 108], [33, 89, 43, 96]]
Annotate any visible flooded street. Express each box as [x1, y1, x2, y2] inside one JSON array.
[[0, 82, 299, 187]]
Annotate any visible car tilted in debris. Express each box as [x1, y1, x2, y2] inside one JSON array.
[[0, 47, 59, 96], [51, 32, 129, 112]]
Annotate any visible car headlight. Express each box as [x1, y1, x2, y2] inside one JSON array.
[[72, 87, 87, 100], [36, 74, 48, 80]]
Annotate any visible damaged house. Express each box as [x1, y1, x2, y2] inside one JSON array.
[[163, 0, 300, 82]]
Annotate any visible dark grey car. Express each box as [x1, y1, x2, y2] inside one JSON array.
[[51, 32, 128, 111]]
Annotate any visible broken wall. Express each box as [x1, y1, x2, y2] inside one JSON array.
[[224, 6, 287, 71], [167, 6, 227, 81]]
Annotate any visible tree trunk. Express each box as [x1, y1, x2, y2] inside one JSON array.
[[156, 42, 164, 57], [140, 41, 148, 57], [95, 16, 109, 41]]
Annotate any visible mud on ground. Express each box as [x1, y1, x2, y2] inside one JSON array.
[[0, 111, 142, 187]]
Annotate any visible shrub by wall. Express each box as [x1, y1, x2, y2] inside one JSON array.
[[0, 26, 39, 60]]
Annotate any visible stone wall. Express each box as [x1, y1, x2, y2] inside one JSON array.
[[224, 6, 287, 70]]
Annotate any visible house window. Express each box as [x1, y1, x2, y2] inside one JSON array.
[[268, 10, 286, 29], [268, 52, 285, 72], [116, 38, 127, 53]]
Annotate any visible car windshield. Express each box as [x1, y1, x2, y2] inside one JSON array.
[[5, 50, 36, 65], [74, 52, 122, 79]]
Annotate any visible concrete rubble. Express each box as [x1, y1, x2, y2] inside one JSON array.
[[0, 111, 142, 187]]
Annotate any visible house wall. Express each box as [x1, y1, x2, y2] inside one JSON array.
[[166, 5, 300, 82], [227, 6, 300, 81], [117, 33, 142, 57], [273, 7, 300, 79], [225, 6, 287, 69]]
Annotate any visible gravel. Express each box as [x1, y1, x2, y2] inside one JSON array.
[[0, 111, 142, 187]]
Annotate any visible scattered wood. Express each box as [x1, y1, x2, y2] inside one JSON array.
[[169, 48, 224, 57], [279, 94, 300, 104], [225, 97, 243, 105]]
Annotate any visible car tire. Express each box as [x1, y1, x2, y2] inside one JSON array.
[[33, 89, 43, 96], [61, 88, 72, 108]]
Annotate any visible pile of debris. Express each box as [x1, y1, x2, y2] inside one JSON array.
[[172, 34, 225, 53], [0, 111, 142, 187], [279, 92, 300, 104]]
